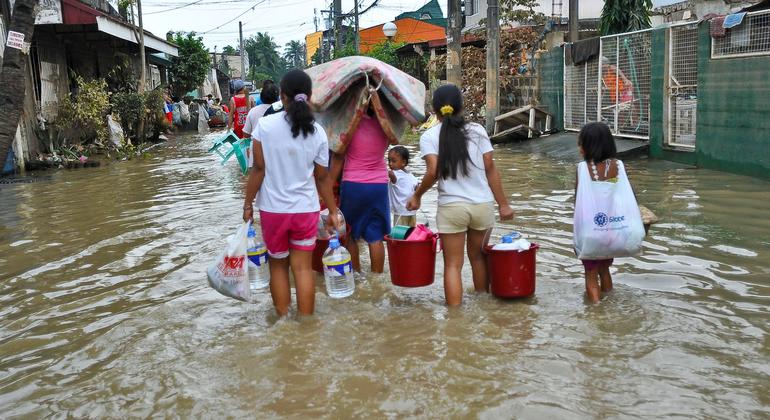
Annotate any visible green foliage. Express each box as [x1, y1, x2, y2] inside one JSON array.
[[501, 0, 547, 25], [142, 89, 169, 138], [111, 88, 167, 142], [245, 32, 286, 82], [106, 57, 137, 94], [333, 42, 357, 60], [169, 32, 211, 98], [366, 41, 406, 67], [55, 77, 110, 144], [222, 45, 237, 55], [284, 40, 306, 69], [599, 0, 652, 35]]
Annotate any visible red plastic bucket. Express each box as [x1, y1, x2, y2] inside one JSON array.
[[385, 234, 438, 287], [485, 243, 539, 298]]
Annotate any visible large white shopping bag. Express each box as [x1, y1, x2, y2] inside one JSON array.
[[573, 160, 645, 260], [206, 222, 251, 302]]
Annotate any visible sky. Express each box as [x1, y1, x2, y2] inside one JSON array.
[[139, 0, 608, 54]]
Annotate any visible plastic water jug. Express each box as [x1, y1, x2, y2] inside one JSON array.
[[322, 237, 355, 298], [247, 226, 269, 294]]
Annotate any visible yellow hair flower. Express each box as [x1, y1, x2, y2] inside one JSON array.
[[440, 105, 454, 116]]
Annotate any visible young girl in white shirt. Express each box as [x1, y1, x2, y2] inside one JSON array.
[[388, 146, 419, 227], [407, 85, 514, 306], [243, 69, 340, 317]]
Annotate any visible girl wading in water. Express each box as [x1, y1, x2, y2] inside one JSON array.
[[407, 85, 514, 306]]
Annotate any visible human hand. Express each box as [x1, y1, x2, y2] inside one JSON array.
[[243, 206, 254, 223], [326, 209, 342, 234], [406, 195, 421, 212], [499, 204, 514, 221]]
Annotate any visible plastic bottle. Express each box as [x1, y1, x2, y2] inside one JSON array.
[[246, 226, 270, 294], [322, 237, 355, 298]]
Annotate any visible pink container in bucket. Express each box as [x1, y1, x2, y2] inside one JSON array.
[[385, 225, 438, 287]]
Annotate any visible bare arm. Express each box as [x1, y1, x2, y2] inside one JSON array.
[[388, 169, 396, 184], [483, 152, 514, 220], [242, 142, 265, 222], [329, 152, 344, 184], [227, 98, 236, 131], [406, 155, 438, 211], [314, 162, 341, 231]]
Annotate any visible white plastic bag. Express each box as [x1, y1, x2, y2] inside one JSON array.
[[198, 107, 210, 134], [573, 160, 645, 260], [107, 114, 124, 147], [207, 222, 251, 302], [179, 101, 191, 123]]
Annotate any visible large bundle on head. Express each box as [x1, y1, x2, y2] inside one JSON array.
[[306, 56, 426, 153]]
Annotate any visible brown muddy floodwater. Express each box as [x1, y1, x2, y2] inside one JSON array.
[[1, 131, 769, 418]]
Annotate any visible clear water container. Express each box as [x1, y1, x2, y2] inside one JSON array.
[[322, 237, 355, 298], [318, 209, 346, 240], [247, 225, 270, 294]]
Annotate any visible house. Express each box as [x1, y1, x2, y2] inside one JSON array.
[[211, 52, 248, 79], [359, 18, 446, 53], [305, 26, 353, 66], [463, 0, 488, 31], [3, 0, 178, 170], [395, 0, 447, 28]]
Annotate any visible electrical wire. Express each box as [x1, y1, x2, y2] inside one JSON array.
[[200, 0, 270, 34]]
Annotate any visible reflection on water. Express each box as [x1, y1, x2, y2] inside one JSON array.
[[0, 132, 768, 417]]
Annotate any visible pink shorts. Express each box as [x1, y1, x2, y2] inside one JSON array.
[[259, 211, 319, 259]]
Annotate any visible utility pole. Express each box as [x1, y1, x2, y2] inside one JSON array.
[[447, 0, 462, 87], [239, 21, 245, 80], [568, 0, 579, 42], [334, 0, 342, 54], [137, 0, 146, 92], [485, 0, 500, 133], [354, 0, 360, 53]]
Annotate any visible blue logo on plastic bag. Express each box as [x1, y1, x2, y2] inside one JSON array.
[[594, 212, 608, 227]]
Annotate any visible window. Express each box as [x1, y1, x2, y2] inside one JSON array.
[[466, 0, 479, 16], [712, 10, 770, 58]]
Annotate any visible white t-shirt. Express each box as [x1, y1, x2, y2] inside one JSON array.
[[255, 113, 329, 213], [243, 104, 271, 168], [389, 169, 418, 216], [420, 122, 495, 205]]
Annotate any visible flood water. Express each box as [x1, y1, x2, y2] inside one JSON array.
[[1, 131, 769, 418]]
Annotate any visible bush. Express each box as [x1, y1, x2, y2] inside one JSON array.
[[55, 77, 110, 144], [112, 92, 144, 137]]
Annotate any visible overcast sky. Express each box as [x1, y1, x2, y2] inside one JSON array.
[[139, 0, 626, 53]]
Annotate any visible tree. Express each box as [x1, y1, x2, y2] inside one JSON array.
[[222, 45, 238, 55], [500, 0, 547, 25], [169, 32, 210, 98], [0, 0, 39, 168], [599, 0, 652, 35], [284, 40, 306, 69], [245, 32, 285, 82], [365, 42, 406, 67]]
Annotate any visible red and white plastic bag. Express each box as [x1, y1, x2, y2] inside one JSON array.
[[207, 222, 251, 302]]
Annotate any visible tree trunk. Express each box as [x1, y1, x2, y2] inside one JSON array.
[[0, 0, 38, 168]]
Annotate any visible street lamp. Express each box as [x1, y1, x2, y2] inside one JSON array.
[[383, 22, 398, 42]]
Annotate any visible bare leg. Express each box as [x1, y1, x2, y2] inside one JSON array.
[[268, 257, 291, 316], [368, 241, 385, 273], [440, 232, 466, 306], [466, 229, 489, 292], [289, 249, 315, 316], [584, 268, 601, 303], [346, 237, 361, 272], [599, 265, 613, 293]]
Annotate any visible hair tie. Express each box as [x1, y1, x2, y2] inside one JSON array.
[[440, 105, 454, 116], [294, 93, 308, 103]]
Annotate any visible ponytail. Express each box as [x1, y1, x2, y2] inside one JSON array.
[[280, 69, 316, 138], [432, 84, 470, 180]]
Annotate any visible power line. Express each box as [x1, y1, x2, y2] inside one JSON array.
[[201, 0, 269, 34], [144, 0, 206, 15]]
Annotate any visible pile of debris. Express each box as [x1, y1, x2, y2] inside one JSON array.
[[429, 27, 540, 124]]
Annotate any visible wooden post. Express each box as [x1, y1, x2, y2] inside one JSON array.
[[446, 0, 462, 87], [354, 0, 360, 54], [334, 0, 342, 54], [485, 0, 500, 133], [239, 21, 245, 79], [569, 0, 579, 42]]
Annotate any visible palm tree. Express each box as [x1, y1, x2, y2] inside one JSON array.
[[284, 40, 306, 69], [245, 32, 284, 81], [599, 0, 652, 35]]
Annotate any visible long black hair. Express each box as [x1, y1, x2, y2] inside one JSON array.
[[280, 69, 315, 138], [260, 81, 279, 105], [578, 122, 616, 162], [432, 84, 470, 180]]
